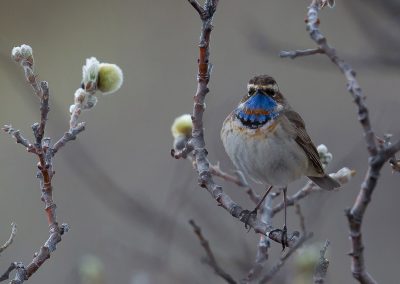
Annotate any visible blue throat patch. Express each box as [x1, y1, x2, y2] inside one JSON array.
[[235, 92, 279, 128]]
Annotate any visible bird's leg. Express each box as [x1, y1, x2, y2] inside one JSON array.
[[242, 185, 273, 231], [270, 186, 288, 250]]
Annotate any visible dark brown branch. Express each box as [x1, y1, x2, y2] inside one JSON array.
[[280, 1, 400, 283], [189, 220, 237, 284], [279, 47, 324, 59], [313, 240, 330, 284], [176, 0, 299, 248], [0, 223, 17, 255], [258, 233, 313, 284]]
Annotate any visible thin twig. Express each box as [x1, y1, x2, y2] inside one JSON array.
[[279, 47, 324, 59], [281, 1, 400, 282], [0, 223, 17, 255], [209, 164, 260, 204], [258, 233, 313, 283], [189, 220, 237, 284], [313, 240, 330, 284], [295, 204, 306, 234], [272, 167, 354, 217]]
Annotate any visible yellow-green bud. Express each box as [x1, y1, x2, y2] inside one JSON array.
[[171, 114, 192, 138], [97, 63, 123, 95]]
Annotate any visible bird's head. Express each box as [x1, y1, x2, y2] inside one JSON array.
[[235, 75, 285, 129]]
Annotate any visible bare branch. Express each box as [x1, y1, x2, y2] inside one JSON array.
[[0, 223, 17, 255], [279, 48, 324, 59], [2, 125, 34, 152], [258, 233, 313, 284], [52, 122, 86, 155], [2, 45, 69, 283], [189, 220, 237, 284], [313, 240, 330, 284], [280, 1, 400, 282]]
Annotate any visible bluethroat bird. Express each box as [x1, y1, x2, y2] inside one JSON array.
[[221, 75, 340, 248]]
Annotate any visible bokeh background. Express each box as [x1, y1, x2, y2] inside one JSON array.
[[0, 0, 399, 283]]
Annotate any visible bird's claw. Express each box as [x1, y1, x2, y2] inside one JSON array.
[[240, 209, 257, 232], [270, 225, 288, 251]]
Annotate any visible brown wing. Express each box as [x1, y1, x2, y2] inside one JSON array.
[[283, 110, 325, 175]]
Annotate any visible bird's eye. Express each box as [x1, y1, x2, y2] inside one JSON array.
[[266, 89, 275, 97]]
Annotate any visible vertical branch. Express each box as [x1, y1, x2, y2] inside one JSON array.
[[171, 0, 298, 248]]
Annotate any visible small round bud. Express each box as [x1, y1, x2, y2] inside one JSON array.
[[20, 44, 33, 59], [69, 104, 77, 114], [11, 46, 22, 62], [97, 63, 123, 95], [317, 144, 328, 154], [171, 114, 192, 139]]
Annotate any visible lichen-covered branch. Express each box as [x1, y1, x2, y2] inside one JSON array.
[[280, 1, 400, 283], [189, 220, 237, 284], [0, 224, 17, 255]]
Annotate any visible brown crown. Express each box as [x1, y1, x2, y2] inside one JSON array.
[[248, 75, 277, 86]]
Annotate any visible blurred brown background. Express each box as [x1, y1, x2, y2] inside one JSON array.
[[0, 0, 399, 283]]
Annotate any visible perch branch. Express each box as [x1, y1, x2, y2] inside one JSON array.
[[281, 1, 400, 282], [313, 240, 330, 284], [0, 224, 17, 255], [189, 220, 237, 284], [209, 164, 260, 204], [173, 0, 299, 247]]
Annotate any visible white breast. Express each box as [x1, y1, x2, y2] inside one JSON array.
[[221, 115, 309, 186]]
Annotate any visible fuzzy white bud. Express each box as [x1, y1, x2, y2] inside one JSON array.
[[20, 44, 33, 58], [82, 57, 100, 92], [11, 46, 22, 62], [317, 144, 333, 167]]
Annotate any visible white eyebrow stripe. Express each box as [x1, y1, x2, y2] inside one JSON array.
[[247, 83, 279, 92]]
